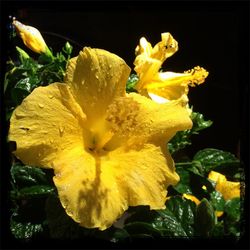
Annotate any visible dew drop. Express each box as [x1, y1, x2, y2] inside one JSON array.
[[81, 80, 85, 85], [55, 172, 62, 178], [15, 112, 26, 119], [59, 126, 64, 136], [109, 64, 112, 69], [38, 152, 42, 157], [38, 103, 44, 108], [49, 95, 54, 99], [95, 74, 99, 80]]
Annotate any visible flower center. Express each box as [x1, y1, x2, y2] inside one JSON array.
[[106, 96, 139, 133], [86, 96, 140, 154]]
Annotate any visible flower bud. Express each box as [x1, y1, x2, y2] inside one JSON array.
[[13, 19, 49, 54]]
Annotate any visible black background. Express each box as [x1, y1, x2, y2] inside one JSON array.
[[2, 1, 249, 158], [0, 0, 249, 249]]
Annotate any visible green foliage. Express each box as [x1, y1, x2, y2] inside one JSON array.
[[193, 148, 242, 179], [126, 73, 138, 92], [168, 112, 213, 154], [5, 33, 244, 242], [4, 43, 73, 120], [194, 198, 216, 237], [10, 212, 44, 239], [210, 191, 225, 212], [11, 163, 50, 188]]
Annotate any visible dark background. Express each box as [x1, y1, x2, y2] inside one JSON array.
[[2, 1, 248, 160]]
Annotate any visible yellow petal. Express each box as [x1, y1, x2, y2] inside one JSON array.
[[215, 211, 224, 217], [109, 143, 180, 209], [53, 143, 178, 230], [67, 47, 131, 124], [9, 83, 86, 168], [134, 32, 208, 102], [13, 20, 48, 54], [208, 171, 240, 200], [64, 56, 78, 83], [104, 93, 192, 150], [145, 66, 209, 101], [134, 33, 178, 90], [53, 147, 128, 230], [183, 194, 200, 205], [208, 171, 227, 183]]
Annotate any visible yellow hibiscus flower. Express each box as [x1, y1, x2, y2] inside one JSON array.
[[134, 32, 209, 103], [13, 19, 51, 55], [9, 47, 192, 230], [183, 171, 241, 218], [208, 171, 240, 200]]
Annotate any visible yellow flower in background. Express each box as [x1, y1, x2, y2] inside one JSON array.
[[13, 19, 51, 55], [183, 193, 200, 205], [134, 33, 209, 103], [208, 171, 240, 200], [9, 47, 192, 230], [182, 194, 223, 217]]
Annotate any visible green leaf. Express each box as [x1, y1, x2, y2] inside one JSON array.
[[11, 87, 30, 106], [193, 148, 240, 175], [174, 163, 215, 198], [15, 77, 34, 92], [191, 112, 213, 133], [211, 221, 224, 237], [126, 74, 138, 93], [16, 46, 30, 62], [10, 212, 44, 239], [18, 185, 55, 198], [11, 164, 49, 188], [110, 228, 130, 243], [11, 220, 43, 239], [210, 191, 225, 212], [223, 198, 243, 238], [152, 196, 197, 237], [224, 198, 241, 222], [124, 221, 161, 238], [173, 167, 193, 194], [194, 198, 216, 237]]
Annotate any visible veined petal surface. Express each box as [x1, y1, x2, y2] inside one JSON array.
[[9, 83, 86, 168], [53, 143, 178, 230], [105, 92, 192, 151], [66, 47, 131, 124]]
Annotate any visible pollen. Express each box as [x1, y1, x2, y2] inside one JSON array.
[[106, 96, 140, 136], [184, 66, 209, 86]]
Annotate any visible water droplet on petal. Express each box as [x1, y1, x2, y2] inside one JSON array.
[[81, 80, 85, 85], [59, 126, 64, 136], [38, 103, 44, 108], [109, 64, 112, 69], [49, 95, 54, 99], [55, 171, 62, 178], [15, 111, 26, 119], [38, 152, 42, 157], [95, 74, 99, 80]]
